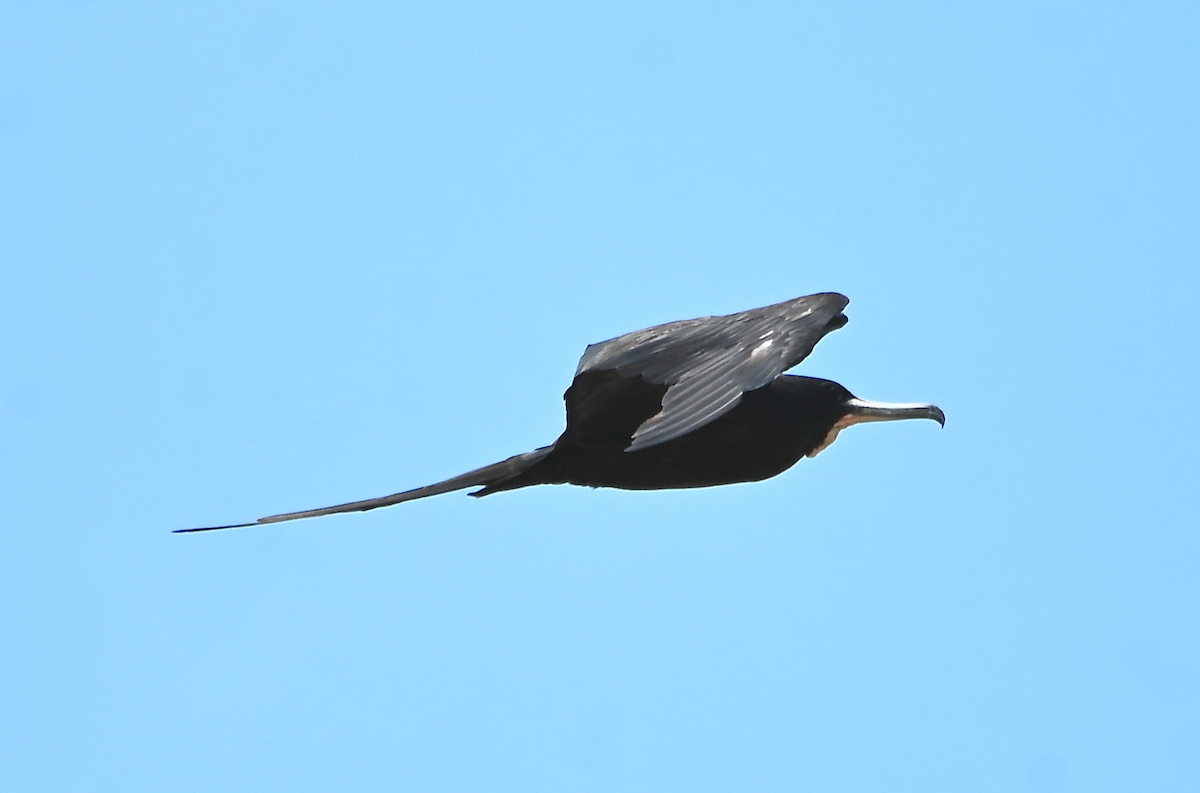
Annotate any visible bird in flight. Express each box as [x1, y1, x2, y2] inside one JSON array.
[[178, 293, 943, 532]]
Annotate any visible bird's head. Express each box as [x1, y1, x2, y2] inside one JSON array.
[[782, 377, 945, 458]]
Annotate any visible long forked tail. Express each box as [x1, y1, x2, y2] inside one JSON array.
[[175, 446, 554, 533]]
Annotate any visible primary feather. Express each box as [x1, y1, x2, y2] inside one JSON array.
[[575, 293, 849, 450]]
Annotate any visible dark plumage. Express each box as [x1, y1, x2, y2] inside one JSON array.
[[178, 293, 943, 532]]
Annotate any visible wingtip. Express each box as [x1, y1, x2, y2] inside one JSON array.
[[173, 522, 256, 534]]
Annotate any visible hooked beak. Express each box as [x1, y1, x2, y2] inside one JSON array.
[[843, 398, 945, 427], [807, 398, 944, 458]]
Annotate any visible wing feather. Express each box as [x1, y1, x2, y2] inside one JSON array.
[[575, 293, 850, 450]]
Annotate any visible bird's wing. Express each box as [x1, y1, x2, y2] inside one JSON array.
[[575, 292, 850, 451], [175, 446, 554, 532]]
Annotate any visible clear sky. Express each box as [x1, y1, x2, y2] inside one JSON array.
[[2, 2, 1198, 791]]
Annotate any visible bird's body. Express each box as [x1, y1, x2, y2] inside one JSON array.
[[179, 293, 943, 532], [485, 374, 854, 495]]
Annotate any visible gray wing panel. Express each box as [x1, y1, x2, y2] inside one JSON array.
[[576, 293, 850, 451]]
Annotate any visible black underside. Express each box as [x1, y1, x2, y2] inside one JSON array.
[[475, 370, 848, 495]]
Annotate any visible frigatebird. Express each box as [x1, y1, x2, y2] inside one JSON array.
[[178, 292, 943, 532]]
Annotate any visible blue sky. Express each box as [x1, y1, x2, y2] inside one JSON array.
[[2, 2, 1198, 791]]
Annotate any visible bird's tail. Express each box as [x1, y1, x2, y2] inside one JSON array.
[[175, 446, 555, 533]]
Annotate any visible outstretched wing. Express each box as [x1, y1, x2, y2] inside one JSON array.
[[575, 292, 849, 451]]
